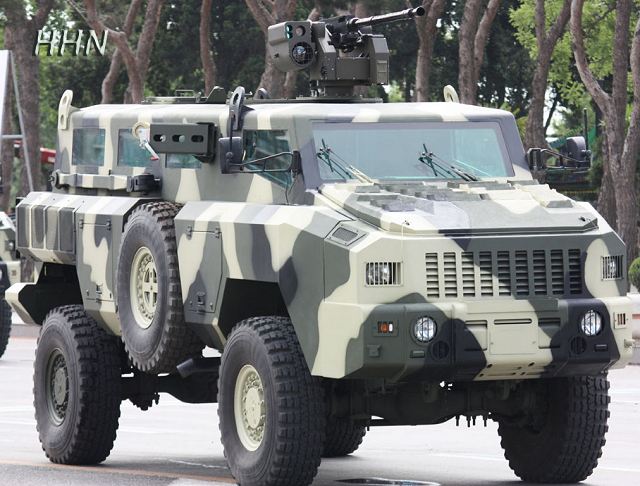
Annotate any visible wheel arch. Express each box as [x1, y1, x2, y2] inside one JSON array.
[[217, 278, 288, 339], [6, 263, 82, 325]]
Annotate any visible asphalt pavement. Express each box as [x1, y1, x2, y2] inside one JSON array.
[[1, 330, 639, 486]]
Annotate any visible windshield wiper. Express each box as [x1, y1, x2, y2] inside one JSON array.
[[419, 144, 479, 182], [317, 139, 373, 183]]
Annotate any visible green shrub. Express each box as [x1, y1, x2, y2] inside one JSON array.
[[628, 257, 640, 290]]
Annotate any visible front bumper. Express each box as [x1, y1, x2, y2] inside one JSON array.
[[313, 296, 633, 381]]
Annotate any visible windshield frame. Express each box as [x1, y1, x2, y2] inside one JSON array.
[[311, 120, 515, 183]]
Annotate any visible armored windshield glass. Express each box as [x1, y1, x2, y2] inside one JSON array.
[[313, 121, 513, 181]]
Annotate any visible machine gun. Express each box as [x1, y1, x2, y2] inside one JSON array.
[[267, 7, 425, 98]]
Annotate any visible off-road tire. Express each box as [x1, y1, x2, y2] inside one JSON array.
[[498, 374, 610, 483], [116, 202, 203, 374], [34, 305, 121, 464], [0, 298, 12, 358], [218, 316, 325, 486], [323, 416, 367, 457]]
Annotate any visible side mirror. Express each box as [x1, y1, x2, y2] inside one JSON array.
[[219, 136, 244, 173], [565, 136, 591, 167]]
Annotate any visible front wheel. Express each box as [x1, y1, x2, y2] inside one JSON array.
[[218, 316, 325, 486], [34, 305, 122, 464], [497, 375, 610, 483]]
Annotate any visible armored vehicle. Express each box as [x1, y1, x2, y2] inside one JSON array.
[[0, 212, 20, 358], [7, 7, 634, 486]]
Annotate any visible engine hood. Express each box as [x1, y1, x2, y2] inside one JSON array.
[[319, 180, 598, 236]]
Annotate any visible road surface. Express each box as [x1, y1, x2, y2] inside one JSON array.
[[1, 333, 639, 486]]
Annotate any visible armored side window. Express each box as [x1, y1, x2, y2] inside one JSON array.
[[243, 130, 292, 186], [118, 129, 152, 167], [72, 128, 105, 166], [166, 154, 202, 169]]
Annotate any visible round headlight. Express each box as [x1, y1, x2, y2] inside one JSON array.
[[579, 310, 602, 336], [413, 316, 437, 343], [366, 263, 392, 286]]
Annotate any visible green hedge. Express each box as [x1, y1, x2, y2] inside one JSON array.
[[629, 257, 640, 290]]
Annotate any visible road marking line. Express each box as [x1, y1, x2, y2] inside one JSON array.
[[599, 466, 640, 474], [427, 452, 640, 474], [169, 459, 228, 470], [0, 406, 34, 412], [0, 419, 36, 426], [0, 459, 236, 483]]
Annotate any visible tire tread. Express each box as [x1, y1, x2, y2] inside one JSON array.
[[498, 375, 610, 483], [119, 202, 203, 373], [219, 316, 325, 486], [35, 305, 121, 465]]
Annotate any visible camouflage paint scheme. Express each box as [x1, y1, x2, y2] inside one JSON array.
[[7, 93, 634, 382]]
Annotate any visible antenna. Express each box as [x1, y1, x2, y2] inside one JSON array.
[[583, 108, 589, 153]]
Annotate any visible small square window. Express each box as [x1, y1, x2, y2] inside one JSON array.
[[243, 130, 291, 186], [72, 128, 105, 166], [166, 153, 202, 169], [118, 129, 152, 167]]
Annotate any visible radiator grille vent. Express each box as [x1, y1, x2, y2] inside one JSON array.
[[424, 249, 583, 299]]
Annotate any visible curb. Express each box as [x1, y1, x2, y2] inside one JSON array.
[[10, 321, 40, 338]]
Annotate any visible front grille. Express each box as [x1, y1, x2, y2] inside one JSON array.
[[425, 249, 583, 299]]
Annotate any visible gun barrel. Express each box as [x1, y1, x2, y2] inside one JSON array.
[[348, 7, 425, 30]]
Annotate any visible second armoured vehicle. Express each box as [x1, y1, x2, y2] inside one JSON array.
[[0, 212, 20, 358], [7, 7, 634, 486]]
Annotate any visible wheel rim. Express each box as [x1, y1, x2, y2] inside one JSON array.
[[45, 348, 69, 425], [130, 246, 158, 329], [234, 364, 266, 451]]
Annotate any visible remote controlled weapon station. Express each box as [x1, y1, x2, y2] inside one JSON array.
[[268, 7, 426, 97]]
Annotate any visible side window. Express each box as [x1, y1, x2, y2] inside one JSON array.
[[72, 128, 105, 166], [166, 154, 202, 169], [243, 130, 291, 185], [117, 129, 151, 167]]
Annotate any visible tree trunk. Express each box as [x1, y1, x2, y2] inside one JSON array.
[[413, 0, 446, 102], [246, 0, 297, 98], [596, 130, 617, 227], [524, 58, 551, 149], [258, 53, 285, 98], [458, 0, 500, 105], [84, 0, 162, 104], [571, 0, 640, 261], [101, 0, 143, 104], [523, 0, 571, 150], [200, 0, 217, 94], [458, 0, 481, 104], [1, 76, 14, 212], [135, 0, 164, 91]]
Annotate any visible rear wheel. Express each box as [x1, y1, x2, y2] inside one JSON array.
[[116, 202, 203, 374], [218, 316, 325, 486], [34, 305, 122, 464], [323, 416, 367, 457], [0, 298, 11, 358], [497, 375, 610, 483]]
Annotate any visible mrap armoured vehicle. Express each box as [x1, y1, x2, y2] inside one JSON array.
[[6, 7, 635, 486], [0, 212, 20, 359]]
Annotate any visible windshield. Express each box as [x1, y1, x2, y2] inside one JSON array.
[[313, 121, 513, 181]]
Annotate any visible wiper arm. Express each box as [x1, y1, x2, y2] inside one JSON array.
[[317, 139, 373, 183], [419, 144, 479, 182]]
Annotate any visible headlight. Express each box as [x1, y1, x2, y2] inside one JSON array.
[[579, 310, 602, 336], [413, 316, 437, 343]]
